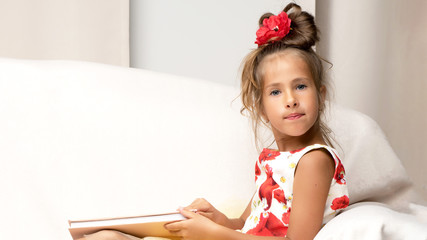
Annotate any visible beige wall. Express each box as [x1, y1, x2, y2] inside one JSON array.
[[0, 0, 129, 66], [316, 0, 427, 199]]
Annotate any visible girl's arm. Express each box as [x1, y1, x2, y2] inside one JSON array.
[[286, 149, 335, 240], [182, 197, 252, 230]]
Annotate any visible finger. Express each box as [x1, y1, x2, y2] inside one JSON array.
[[164, 221, 184, 232], [182, 206, 198, 213], [178, 207, 198, 219], [186, 198, 211, 212]]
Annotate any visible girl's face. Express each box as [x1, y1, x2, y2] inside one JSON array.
[[260, 50, 324, 142]]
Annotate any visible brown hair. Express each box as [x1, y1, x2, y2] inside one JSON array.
[[240, 3, 333, 149]]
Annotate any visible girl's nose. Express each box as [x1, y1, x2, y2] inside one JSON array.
[[286, 101, 298, 108], [285, 95, 298, 108]]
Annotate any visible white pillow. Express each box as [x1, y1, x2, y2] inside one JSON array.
[[325, 103, 412, 208], [315, 202, 427, 240]]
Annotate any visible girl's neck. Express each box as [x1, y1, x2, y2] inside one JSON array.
[[273, 123, 326, 152]]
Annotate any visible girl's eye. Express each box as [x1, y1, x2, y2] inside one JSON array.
[[270, 90, 281, 96], [296, 84, 307, 90]]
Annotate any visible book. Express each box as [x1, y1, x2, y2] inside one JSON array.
[[68, 212, 186, 240]]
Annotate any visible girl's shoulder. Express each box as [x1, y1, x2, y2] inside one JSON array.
[[297, 144, 347, 186], [297, 144, 342, 170], [298, 146, 336, 172]]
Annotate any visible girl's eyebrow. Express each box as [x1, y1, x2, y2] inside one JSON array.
[[265, 77, 310, 88], [264, 82, 282, 88], [292, 77, 310, 83]]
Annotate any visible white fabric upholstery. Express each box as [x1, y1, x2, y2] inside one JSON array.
[[325, 104, 414, 208], [315, 202, 427, 240], [0, 58, 425, 240]]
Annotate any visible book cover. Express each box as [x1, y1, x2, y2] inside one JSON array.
[[68, 212, 185, 240]]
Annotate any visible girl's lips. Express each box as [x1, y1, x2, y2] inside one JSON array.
[[285, 113, 304, 120]]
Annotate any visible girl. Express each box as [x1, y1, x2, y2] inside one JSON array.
[[85, 2, 349, 240], [164, 3, 349, 239]]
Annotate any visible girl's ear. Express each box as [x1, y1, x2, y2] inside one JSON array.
[[262, 114, 270, 123], [320, 85, 327, 103]]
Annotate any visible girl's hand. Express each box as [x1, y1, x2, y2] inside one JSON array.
[[164, 208, 219, 240], [183, 198, 229, 226]]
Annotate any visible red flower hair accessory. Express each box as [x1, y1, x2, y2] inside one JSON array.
[[255, 12, 291, 46]]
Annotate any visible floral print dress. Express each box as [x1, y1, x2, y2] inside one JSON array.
[[241, 144, 349, 237]]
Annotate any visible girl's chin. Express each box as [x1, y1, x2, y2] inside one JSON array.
[[275, 130, 310, 138]]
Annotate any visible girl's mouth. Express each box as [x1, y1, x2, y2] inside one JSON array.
[[285, 113, 304, 120]]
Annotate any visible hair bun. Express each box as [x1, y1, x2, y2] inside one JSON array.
[[281, 3, 319, 49], [258, 13, 274, 26]]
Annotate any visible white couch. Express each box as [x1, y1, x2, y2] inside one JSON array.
[[0, 58, 426, 240]]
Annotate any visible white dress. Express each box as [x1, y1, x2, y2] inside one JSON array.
[[240, 144, 349, 237]]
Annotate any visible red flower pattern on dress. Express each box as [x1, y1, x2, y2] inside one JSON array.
[[331, 195, 350, 210], [246, 213, 288, 237], [331, 152, 346, 184], [255, 12, 291, 46], [259, 149, 280, 163], [282, 208, 291, 225], [255, 162, 261, 181], [265, 213, 288, 236], [273, 188, 287, 205], [334, 161, 346, 185], [258, 165, 279, 210], [246, 214, 272, 236]]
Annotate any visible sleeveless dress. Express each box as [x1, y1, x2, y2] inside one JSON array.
[[240, 144, 349, 237]]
